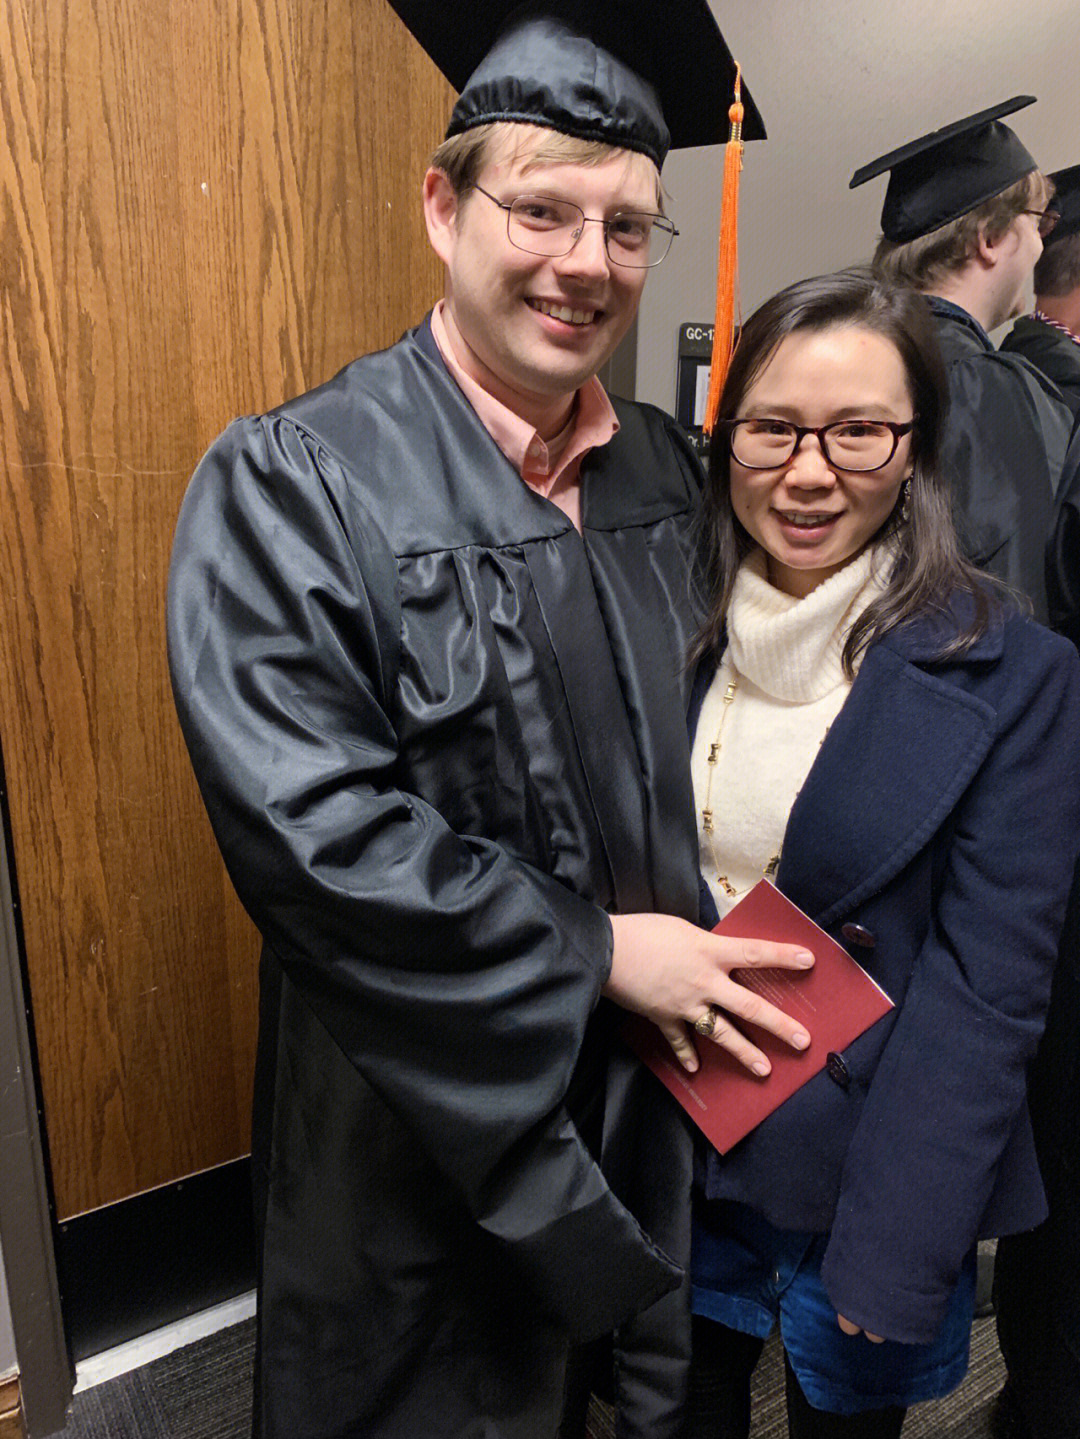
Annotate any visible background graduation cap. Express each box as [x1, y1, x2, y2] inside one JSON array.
[[850, 96, 1039, 243], [386, 0, 765, 169], [1047, 165, 1080, 241]]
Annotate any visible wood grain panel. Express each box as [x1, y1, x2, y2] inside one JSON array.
[[0, 0, 451, 1218], [0, 1375, 21, 1439], [0, 1396, 25, 1439]]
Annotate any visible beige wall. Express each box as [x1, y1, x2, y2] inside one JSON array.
[[636, 0, 1080, 413]]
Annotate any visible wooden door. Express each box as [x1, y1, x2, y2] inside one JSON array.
[[0, 0, 450, 1223]]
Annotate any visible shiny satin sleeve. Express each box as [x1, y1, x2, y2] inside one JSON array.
[[168, 415, 630, 1237]]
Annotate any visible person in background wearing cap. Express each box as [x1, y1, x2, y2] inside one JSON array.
[[854, 97, 1073, 623], [166, 6, 814, 1437], [1002, 165, 1080, 419], [1011, 162, 1080, 641], [993, 174, 1080, 1439]]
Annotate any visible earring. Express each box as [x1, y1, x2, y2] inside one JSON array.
[[901, 477, 912, 523]]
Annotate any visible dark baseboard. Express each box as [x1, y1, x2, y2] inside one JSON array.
[[53, 1157, 256, 1361]]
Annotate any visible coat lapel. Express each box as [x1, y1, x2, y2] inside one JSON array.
[[522, 410, 702, 918], [778, 629, 999, 926], [524, 536, 655, 912], [584, 523, 701, 920]]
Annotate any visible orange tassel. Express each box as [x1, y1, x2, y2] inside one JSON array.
[[703, 68, 744, 438]]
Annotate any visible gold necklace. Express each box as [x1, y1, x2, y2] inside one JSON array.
[[700, 674, 780, 898], [701, 563, 873, 899], [701, 670, 833, 899]]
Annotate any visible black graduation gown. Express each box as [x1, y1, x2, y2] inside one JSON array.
[[1001, 315, 1080, 420], [998, 360, 1080, 1436], [1046, 421, 1080, 645], [929, 297, 1072, 620], [167, 318, 701, 1439]]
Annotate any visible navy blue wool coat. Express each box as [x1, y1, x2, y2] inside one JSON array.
[[687, 601, 1080, 1345]]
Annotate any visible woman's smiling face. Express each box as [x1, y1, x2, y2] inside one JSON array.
[[727, 324, 916, 598]]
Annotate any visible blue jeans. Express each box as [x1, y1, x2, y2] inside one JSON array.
[[691, 1197, 976, 1415]]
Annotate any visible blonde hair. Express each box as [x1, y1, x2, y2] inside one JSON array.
[[873, 172, 1050, 291], [430, 122, 663, 207]]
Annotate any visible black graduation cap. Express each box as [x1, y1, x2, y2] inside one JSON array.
[[387, 0, 765, 169], [1048, 165, 1080, 241], [850, 96, 1039, 243]]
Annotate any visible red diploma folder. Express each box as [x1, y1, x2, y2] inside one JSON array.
[[622, 880, 894, 1154]]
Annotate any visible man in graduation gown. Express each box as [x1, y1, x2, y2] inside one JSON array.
[[854, 97, 1072, 622], [1002, 164, 1080, 420], [167, 6, 815, 1437]]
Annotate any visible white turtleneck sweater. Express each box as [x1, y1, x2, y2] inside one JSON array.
[[693, 546, 891, 918]]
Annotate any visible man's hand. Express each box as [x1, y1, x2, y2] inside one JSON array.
[[837, 1314, 884, 1343], [605, 913, 813, 1075]]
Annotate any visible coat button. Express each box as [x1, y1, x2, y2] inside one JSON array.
[[841, 922, 876, 948], [826, 1052, 851, 1089]]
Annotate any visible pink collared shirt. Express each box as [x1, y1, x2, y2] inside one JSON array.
[[430, 300, 619, 532]]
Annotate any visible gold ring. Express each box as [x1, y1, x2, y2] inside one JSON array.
[[693, 1006, 719, 1038]]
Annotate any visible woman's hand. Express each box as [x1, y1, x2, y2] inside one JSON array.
[[604, 912, 813, 1075], [837, 1314, 884, 1343]]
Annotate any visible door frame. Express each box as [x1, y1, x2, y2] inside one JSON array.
[[0, 760, 71, 1438]]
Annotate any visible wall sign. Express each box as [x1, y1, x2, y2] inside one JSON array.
[[675, 322, 715, 466]]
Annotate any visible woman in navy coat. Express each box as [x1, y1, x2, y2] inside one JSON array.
[[678, 270, 1080, 1438]]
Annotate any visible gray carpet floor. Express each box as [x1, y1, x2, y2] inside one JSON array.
[[58, 1314, 1005, 1437]]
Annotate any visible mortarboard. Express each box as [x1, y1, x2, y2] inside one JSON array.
[[1047, 165, 1080, 241], [386, 0, 765, 169], [850, 96, 1039, 243]]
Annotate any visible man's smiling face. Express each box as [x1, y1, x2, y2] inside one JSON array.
[[425, 125, 659, 426]]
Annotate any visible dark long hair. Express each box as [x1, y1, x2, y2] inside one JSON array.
[[691, 268, 997, 673]]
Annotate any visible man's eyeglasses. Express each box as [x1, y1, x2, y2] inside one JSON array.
[[471, 185, 679, 269], [717, 418, 917, 472], [1025, 207, 1060, 239]]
